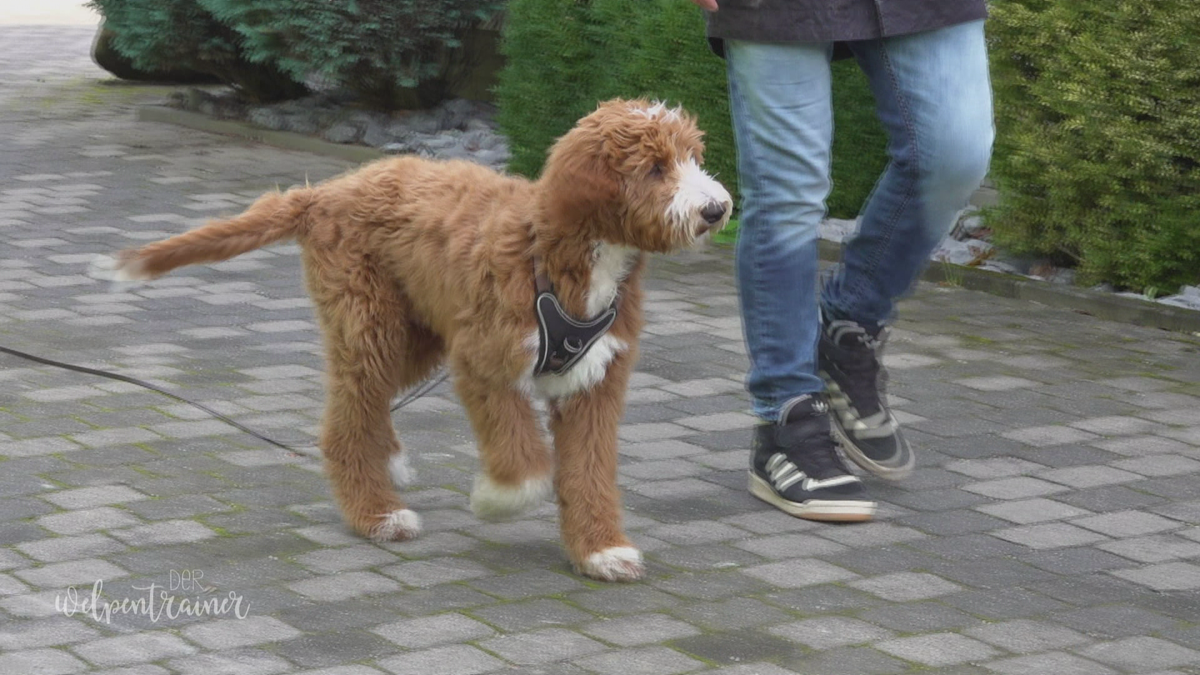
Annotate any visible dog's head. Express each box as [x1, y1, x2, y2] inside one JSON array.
[[538, 99, 734, 252]]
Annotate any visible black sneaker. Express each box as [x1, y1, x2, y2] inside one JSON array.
[[819, 317, 915, 479], [748, 395, 876, 522]]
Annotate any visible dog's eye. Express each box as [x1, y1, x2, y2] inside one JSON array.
[[649, 163, 665, 178]]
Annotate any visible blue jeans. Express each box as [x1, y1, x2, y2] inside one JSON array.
[[726, 20, 994, 422]]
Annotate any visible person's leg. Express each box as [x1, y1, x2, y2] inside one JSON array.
[[824, 19, 995, 327], [726, 40, 875, 522], [818, 20, 994, 478], [725, 39, 833, 423]]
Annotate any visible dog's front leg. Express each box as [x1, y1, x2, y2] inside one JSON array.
[[454, 368, 554, 521], [549, 351, 643, 582]]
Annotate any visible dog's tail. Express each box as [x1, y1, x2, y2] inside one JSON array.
[[113, 187, 314, 281]]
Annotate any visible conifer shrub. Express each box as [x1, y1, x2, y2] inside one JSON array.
[[200, 0, 503, 110], [87, 0, 305, 102]]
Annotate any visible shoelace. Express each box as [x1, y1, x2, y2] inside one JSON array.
[[828, 322, 888, 415], [791, 427, 852, 480]]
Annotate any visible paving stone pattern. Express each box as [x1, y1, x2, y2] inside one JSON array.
[[3, 25, 1200, 675]]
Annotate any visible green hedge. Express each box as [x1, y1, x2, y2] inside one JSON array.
[[495, 0, 888, 220], [986, 1, 1200, 294]]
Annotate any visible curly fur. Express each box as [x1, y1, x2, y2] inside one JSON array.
[[112, 99, 732, 580]]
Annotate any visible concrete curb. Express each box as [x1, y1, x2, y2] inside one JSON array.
[[139, 103, 1200, 337], [817, 240, 1200, 335]]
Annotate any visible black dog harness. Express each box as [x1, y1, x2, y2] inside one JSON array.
[[532, 256, 619, 377]]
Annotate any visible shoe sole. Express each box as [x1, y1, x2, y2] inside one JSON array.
[[829, 420, 916, 481], [822, 378, 916, 481], [748, 473, 876, 522]]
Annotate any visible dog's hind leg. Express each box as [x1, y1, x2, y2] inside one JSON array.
[[452, 359, 554, 521], [313, 280, 443, 542], [549, 350, 643, 582]]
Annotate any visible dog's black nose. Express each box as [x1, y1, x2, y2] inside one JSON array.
[[700, 202, 727, 224]]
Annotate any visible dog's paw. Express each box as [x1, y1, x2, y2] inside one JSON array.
[[577, 546, 644, 582], [369, 509, 422, 542], [470, 474, 552, 521], [389, 452, 416, 487]]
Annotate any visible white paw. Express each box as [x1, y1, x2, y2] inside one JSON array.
[[389, 453, 416, 486], [369, 509, 421, 542], [470, 474, 551, 521], [90, 253, 149, 283], [578, 546, 644, 582]]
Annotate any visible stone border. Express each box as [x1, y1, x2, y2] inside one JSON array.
[[817, 240, 1200, 335], [138, 105, 385, 164], [140, 103, 1200, 336]]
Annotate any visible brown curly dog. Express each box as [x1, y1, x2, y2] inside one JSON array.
[[112, 99, 733, 581]]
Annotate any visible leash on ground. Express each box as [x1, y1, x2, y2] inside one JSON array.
[[0, 344, 448, 455]]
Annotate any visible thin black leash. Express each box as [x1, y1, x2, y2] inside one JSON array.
[[0, 344, 448, 454]]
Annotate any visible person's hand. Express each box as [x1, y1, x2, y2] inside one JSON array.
[[689, 0, 718, 10]]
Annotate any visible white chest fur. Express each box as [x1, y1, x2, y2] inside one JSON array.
[[522, 243, 636, 399]]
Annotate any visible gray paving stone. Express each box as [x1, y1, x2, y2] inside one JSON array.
[[964, 619, 1090, 654], [0, 617, 101, 650], [286, 571, 401, 601], [1110, 561, 1200, 590], [572, 646, 706, 675], [0, 648, 89, 675], [469, 598, 594, 632], [166, 649, 295, 675], [940, 587, 1069, 621], [1077, 636, 1200, 671], [1053, 604, 1179, 639], [376, 644, 506, 675], [369, 607, 496, 643], [17, 533, 127, 562], [983, 651, 1117, 675], [962, 476, 1069, 499], [72, 632, 198, 666], [13, 558, 129, 589], [109, 519, 218, 546], [294, 544, 398, 573], [857, 602, 980, 632], [974, 498, 1092, 525], [708, 665, 799, 675], [670, 596, 791, 631], [478, 628, 607, 666], [42, 485, 148, 509], [380, 557, 493, 589], [1097, 534, 1200, 562], [769, 616, 895, 650], [875, 633, 999, 667], [846, 571, 961, 602], [1019, 547, 1132, 574], [991, 522, 1111, 549], [581, 613, 701, 646], [814, 522, 927, 547], [1002, 425, 1099, 447], [741, 558, 858, 588], [780, 646, 909, 675], [731, 531, 850, 559], [1037, 465, 1143, 488], [1071, 510, 1183, 537], [182, 615, 302, 649], [466, 569, 584, 599]]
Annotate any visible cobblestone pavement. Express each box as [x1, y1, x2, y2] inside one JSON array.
[[4, 25, 1200, 675]]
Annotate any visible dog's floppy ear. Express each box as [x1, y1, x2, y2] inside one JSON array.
[[539, 123, 620, 223]]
